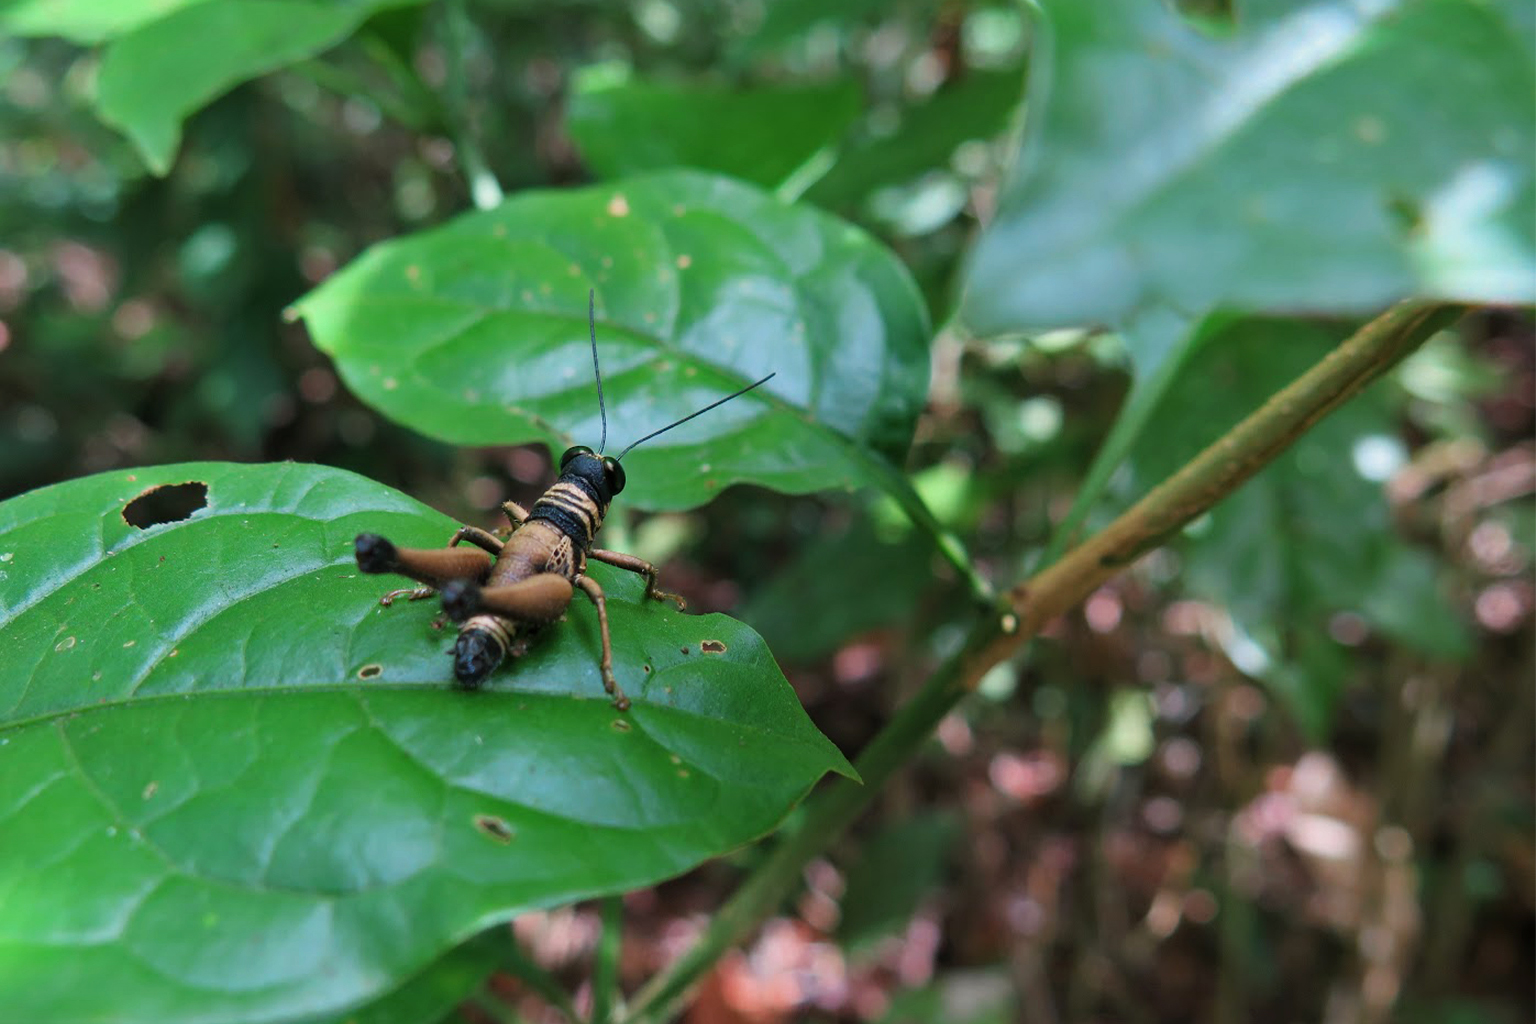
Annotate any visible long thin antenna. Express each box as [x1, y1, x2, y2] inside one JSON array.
[[616, 372, 776, 461], [588, 289, 608, 454]]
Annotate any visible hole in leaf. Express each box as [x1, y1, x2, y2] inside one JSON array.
[[700, 639, 727, 655], [123, 482, 208, 529], [357, 664, 383, 680], [473, 814, 515, 844]]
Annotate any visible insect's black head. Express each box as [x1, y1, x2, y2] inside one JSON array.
[[559, 444, 626, 501]]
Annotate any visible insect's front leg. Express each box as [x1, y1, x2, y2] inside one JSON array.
[[447, 526, 505, 555], [355, 533, 495, 607], [501, 500, 530, 528], [588, 548, 687, 611]]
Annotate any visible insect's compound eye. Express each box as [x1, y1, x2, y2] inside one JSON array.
[[560, 445, 593, 470], [603, 457, 626, 495]]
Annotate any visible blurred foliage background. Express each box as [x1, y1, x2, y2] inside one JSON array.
[[1, 1, 1532, 1023]]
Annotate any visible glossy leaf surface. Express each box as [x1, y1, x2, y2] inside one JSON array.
[[293, 170, 932, 511], [82, 0, 421, 173], [965, 0, 1536, 334], [0, 462, 853, 1023], [567, 76, 862, 190]]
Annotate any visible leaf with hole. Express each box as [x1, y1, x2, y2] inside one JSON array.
[[290, 169, 932, 511], [0, 461, 854, 1023]]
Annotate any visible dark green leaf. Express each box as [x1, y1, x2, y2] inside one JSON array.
[[965, 0, 1536, 334], [0, 462, 853, 1023], [0, 0, 204, 43], [806, 68, 1026, 211], [1126, 318, 1471, 737], [742, 514, 935, 663], [837, 812, 960, 954], [292, 170, 932, 511], [295, 932, 501, 1024], [567, 77, 862, 190], [89, 0, 422, 174]]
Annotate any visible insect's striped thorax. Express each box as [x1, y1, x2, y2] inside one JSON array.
[[527, 475, 608, 551]]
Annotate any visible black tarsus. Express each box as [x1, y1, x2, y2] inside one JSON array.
[[440, 579, 482, 622], [354, 533, 399, 574]]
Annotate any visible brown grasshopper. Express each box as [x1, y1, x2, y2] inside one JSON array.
[[354, 292, 773, 710]]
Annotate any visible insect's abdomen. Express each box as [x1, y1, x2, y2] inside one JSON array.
[[454, 615, 513, 687]]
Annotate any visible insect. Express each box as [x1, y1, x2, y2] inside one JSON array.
[[353, 291, 774, 710]]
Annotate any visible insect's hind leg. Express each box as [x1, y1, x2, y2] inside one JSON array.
[[355, 533, 495, 607], [573, 575, 629, 711], [588, 548, 687, 611]]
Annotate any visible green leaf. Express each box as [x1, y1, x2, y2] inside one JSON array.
[[805, 68, 1026, 210], [295, 933, 501, 1024], [291, 170, 933, 512], [0, 461, 854, 1023], [567, 75, 862, 191], [964, 0, 1536, 334], [90, 0, 421, 174], [0, 0, 207, 43], [742, 514, 936, 663], [1125, 318, 1472, 737]]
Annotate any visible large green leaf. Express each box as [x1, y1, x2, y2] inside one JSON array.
[[964, 0, 1536, 334], [566, 75, 862, 191], [291, 170, 932, 511], [0, 461, 853, 1023], [1125, 318, 1472, 738], [81, 0, 421, 174], [0, 0, 210, 42]]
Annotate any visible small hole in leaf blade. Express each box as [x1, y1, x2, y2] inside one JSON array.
[[123, 482, 208, 529]]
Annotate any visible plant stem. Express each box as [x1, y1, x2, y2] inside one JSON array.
[[591, 896, 624, 1024], [442, 0, 504, 209], [617, 300, 1464, 1022], [1035, 308, 1199, 570]]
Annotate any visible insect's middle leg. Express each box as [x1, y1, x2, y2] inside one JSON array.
[[588, 548, 687, 611]]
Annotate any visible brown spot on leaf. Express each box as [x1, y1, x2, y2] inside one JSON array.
[[612, 719, 632, 732], [122, 481, 207, 529], [474, 814, 515, 844]]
